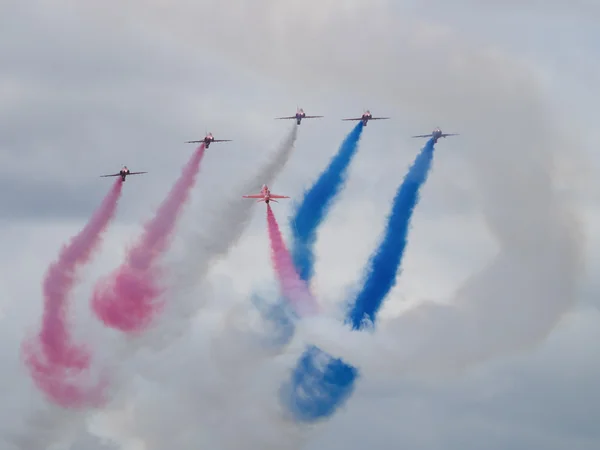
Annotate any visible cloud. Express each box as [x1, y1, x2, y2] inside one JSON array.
[[0, 178, 101, 221], [0, 1, 304, 222], [0, 221, 138, 449], [126, 0, 586, 367], [306, 309, 600, 450], [0, 1, 595, 450]]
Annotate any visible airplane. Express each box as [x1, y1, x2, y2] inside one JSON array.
[[185, 132, 232, 148], [342, 110, 390, 126], [412, 127, 459, 143], [243, 184, 290, 204], [275, 108, 323, 125], [100, 166, 147, 182]]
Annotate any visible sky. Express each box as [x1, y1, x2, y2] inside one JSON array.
[[0, 0, 599, 449]]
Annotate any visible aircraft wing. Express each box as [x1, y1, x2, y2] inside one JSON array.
[[243, 194, 263, 198], [100, 173, 120, 177], [441, 133, 459, 137], [371, 117, 390, 120], [275, 116, 296, 120], [212, 139, 232, 142], [185, 140, 204, 143], [269, 194, 290, 199], [411, 134, 433, 138], [341, 117, 363, 121], [304, 115, 323, 118], [128, 171, 147, 175]]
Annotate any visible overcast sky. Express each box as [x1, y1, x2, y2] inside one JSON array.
[[0, 1, 599, 449]]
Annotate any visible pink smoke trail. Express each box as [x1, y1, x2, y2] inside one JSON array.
[[266, 204, 319, 317], [92, 144, 206, 333], [22, 178, 124, 408]]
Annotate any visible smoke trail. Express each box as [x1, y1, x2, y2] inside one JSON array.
[[3, 406, 88, 450], [92, 144, 206, 334], [151, 126, 298, 341], [175, 126, 298, 286], [282, 140, 437, 422], [247, 123, 363, 351], [250, 291, 296, 349], [267, 204, 318, 317], [90, 128, 300, 435], [291, 122, 364, 282], [21, 179, 124, 408], [347, 139, 435, 326], [370, 137, 584, 375]]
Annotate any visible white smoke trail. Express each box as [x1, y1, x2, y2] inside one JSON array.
[[377, 137, 584, 375], [2, 394, 118, 450], [94, 300, 311, 450], [0, 288, 90, 450], [176, 124, 299, 285], [124, 125, 299, 349], [0, 317, 125, 450], [5, 4, 589, 449], [3, 408, 81, 450], [65, 126, 301, 449], [66, 429, 121, 450]]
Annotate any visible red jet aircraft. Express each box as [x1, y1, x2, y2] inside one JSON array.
[[185, 132, 232, 148], [342, 110, 390, 126], [275, 107, 323, 125], [100, 166, 147, 182], [243, 185, 290, 204]]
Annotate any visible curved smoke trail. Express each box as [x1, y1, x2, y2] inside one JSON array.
[[282, 139, 437, 422], [22, 179, 124, 408], [266, 204, 318, 317], [372, 137, 584, 375], [291, 122, 364, 282], [92, 144, 206, 334]]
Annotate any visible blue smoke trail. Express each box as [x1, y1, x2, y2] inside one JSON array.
[[250, 292, 296, 349], [347, 138, 436, 328], [252, 123, 363, 351], [291, 122, 364, 282], [281, 138, 437, 422]]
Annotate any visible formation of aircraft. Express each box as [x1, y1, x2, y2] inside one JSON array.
[[100, 166, 147, 182], [99, 111, 457, 180], [275, 108, 324, 125], [185, 132, 232, 148], [342, 110, 390, 126], [412, 127, 459, 143], [243, 185, 289, 204]]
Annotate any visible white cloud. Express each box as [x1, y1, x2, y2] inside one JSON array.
[[0, 1, 597, 449]]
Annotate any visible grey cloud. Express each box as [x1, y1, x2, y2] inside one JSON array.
[[66, 431, 121, 450], [0, 2, 595, 450], [115, 0, 587, 362], [420, 0, 600, 19], [309, 312, 600, 450], [0, 177, 95, 220], [0, 2, 310, 222]]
